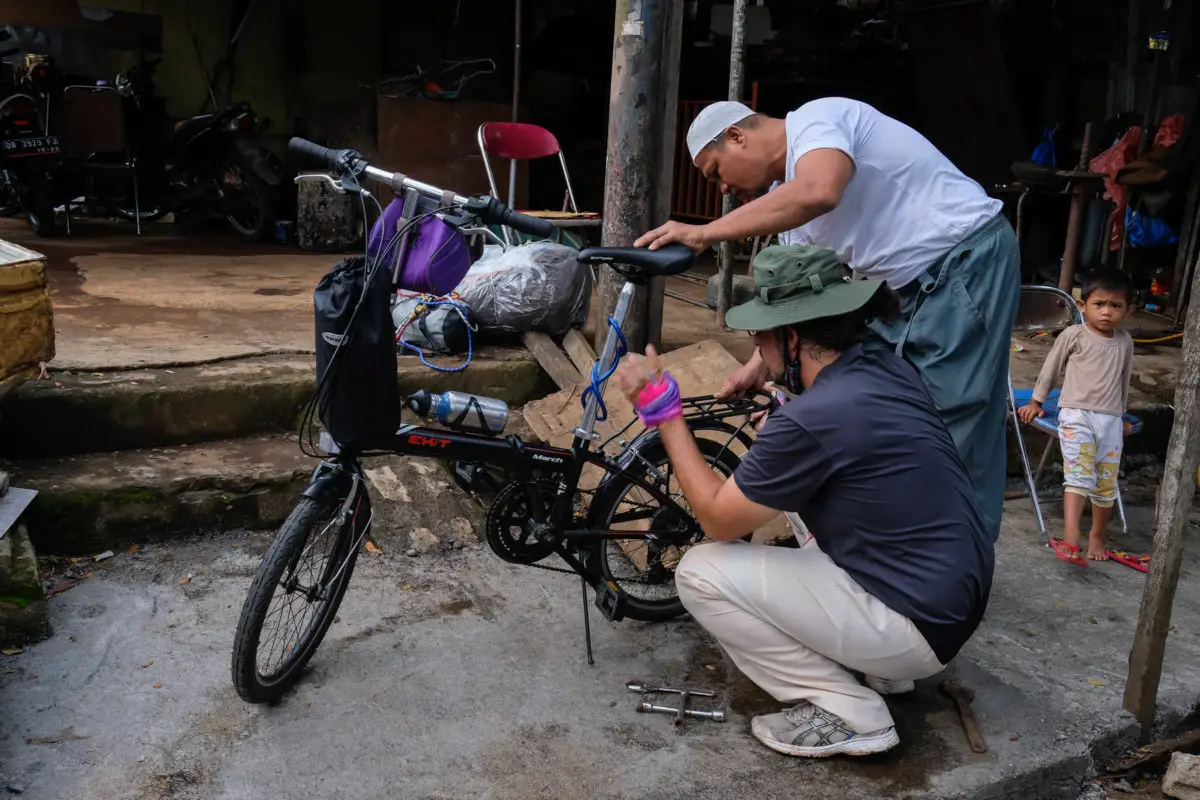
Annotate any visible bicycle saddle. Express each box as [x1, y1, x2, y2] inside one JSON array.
[[577, 243, 695, 276]]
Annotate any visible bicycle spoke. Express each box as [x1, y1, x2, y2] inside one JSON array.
[[255, 504, 345, 679]]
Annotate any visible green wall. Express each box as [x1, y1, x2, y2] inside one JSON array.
[[77, 0, 379, 142]]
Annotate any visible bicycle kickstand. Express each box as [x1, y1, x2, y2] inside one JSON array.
[[581, 576, 595, 666]]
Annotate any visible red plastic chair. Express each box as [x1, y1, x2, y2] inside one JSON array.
[[476, 122, 601, 242]]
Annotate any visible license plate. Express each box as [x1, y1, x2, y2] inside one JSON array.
[[2, 135, 61, 157]]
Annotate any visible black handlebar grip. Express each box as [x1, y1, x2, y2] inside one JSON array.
[[504, 208, 555, 239], [287, 137, 340, 170]]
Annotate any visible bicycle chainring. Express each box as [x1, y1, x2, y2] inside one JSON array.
[[484, 480, 558, 565]]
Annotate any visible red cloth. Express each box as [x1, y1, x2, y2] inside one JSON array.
[[1089, 127, 1142, 250], [1154, 114, 1184, 148], [1089, 115, 1187, 250]]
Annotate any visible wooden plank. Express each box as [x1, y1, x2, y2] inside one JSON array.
[[562, 329, 597, 379], [521, 332, 584, 391], [1124, 244, 1200, 739], [522, 339, 743, 449]]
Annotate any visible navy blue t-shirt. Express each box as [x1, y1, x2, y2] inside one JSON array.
[[734, 345, 993, 664]]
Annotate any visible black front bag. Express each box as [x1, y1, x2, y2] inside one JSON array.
[[313, 256, 399, 445]]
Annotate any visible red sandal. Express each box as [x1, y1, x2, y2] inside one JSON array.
[[1108, 550, 1150, 573], [1051, 538, 1087, 568]]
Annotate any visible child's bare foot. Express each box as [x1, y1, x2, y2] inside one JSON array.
[[1087, 534, 1109, 561]]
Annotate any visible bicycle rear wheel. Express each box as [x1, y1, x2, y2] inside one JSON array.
[[231, 491, 366, 703], [584, 436, 741, 623]]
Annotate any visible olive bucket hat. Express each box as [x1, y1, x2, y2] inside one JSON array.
[[724, 244, 884, 331]]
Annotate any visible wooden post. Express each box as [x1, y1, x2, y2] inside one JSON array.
[[714, 0, 748, 325], [1124, 243, 1200, 738], [595, 0, 685, 355]]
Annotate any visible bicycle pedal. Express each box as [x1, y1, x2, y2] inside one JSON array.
[[451, 460, 487, 492], [594, 581, 625, 622]]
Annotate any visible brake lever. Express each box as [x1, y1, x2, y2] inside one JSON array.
[[294, 164, 367, 197], [294, 173, 346, 193]]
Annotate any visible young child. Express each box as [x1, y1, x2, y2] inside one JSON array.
[[1018, 269, 1135, 566]]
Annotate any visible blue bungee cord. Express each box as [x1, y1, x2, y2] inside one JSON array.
[[580, 316, 628, 421], [397, 295, 476, 373]]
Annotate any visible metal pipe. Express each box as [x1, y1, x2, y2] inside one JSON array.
[[1058, 123, 1095, 293], [508, 0, 522, 210], [575, 281, 638, 440]]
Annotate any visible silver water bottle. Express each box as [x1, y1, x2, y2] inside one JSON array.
[[406, 390, 509, 436]]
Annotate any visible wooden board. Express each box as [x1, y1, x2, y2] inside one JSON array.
[[522, 339, 743, 448], [521, 332, 584, 391], [562, 329, 597, 378], [376, 95, 528, 206]]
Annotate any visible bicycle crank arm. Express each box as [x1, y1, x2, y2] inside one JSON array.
[[636, 702, 726, 722]]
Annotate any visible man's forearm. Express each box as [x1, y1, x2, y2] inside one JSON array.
[[656, 418, 740, 540], [702, 181, 836, 245]]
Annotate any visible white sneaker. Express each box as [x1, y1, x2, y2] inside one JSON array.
[[865, 675, 915, 695], [750, 701, 899, 758]]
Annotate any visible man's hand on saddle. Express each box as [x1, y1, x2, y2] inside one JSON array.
[[634, 221, 710, 252]]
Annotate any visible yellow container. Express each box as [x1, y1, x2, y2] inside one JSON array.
[[0, 239, 54, 402]]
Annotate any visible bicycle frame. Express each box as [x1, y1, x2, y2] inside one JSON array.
[[311, 278, 760, 553]]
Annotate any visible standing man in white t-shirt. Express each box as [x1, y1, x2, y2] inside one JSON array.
[[635, 98, 1020, 543]]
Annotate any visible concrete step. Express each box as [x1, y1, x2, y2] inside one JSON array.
[[12, 435, 316, 556], [0, 349, 554, 458], [8, 431, 509, 559], [0, 523, 49, 647]]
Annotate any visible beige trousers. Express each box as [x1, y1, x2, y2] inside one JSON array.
[[676, 528, 945, 733]]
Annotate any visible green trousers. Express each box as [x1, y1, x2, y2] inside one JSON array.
[[869, 214, 1021, 543]]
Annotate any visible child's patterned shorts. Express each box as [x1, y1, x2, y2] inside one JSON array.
[[1058, 407, 1123, 508]]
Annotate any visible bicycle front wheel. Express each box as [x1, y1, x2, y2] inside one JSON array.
[[231, 493, 365, 703]]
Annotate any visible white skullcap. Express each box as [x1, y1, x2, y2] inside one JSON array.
[[686, 101, 755, 163]]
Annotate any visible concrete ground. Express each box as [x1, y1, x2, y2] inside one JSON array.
[[2, 457, 1198, 800], [1, 219, 755, 373], [0, 219, 330, 370]]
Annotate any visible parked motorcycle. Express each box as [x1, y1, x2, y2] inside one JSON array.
[[0, 87, 61, 235], [31, 58, 284, 240], [110, 59, 286, 240]]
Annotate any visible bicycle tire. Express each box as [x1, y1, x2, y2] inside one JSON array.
[[231, 495, 362, 703], [584, 436, 741, 623]]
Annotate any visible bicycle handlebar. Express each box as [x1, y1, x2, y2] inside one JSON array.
[[287, 136, 554, 239]]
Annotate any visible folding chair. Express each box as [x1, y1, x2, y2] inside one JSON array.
[[1007, 284, 1140, 544], [476, 122, 601, 245], [61, 85, 143, 234]]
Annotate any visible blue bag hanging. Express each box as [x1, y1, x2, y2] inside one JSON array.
[[1031, 127, 1058, 168], [1125, 208, 1179, 248]]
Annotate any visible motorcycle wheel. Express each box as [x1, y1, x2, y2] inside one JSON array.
[[220, 161, 277, 242], [113, 203, 168, 224], [22, 174, 56, 237], [0, 171, 22, 217]]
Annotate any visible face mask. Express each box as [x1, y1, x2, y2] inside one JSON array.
[[781, 329, 803, 395]]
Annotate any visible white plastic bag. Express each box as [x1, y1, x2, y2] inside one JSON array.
[[456, 242, 592, 335]]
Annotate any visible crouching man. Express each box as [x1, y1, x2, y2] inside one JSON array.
[[614, 245, 994, 758]]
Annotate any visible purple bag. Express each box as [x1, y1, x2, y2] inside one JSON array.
[[366, 195, 475, 296]]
